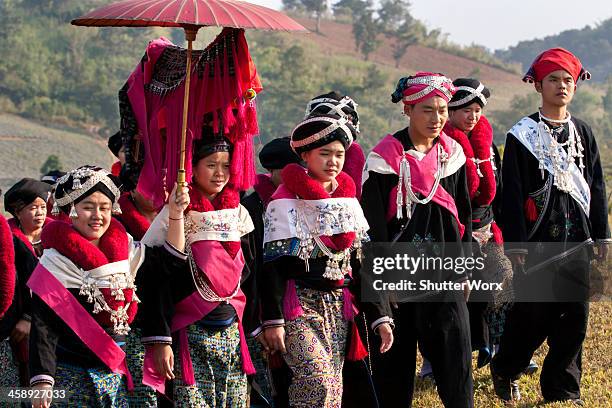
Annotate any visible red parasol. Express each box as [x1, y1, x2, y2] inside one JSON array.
[[72, 0, 307, 185]]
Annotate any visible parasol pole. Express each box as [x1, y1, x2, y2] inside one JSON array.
[[177, 26, 199, 187]]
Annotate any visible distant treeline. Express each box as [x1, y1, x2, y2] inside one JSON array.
[[495, 18, 612, 82]]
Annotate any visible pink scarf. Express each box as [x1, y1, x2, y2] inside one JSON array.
[[373, 133, 465, 237]]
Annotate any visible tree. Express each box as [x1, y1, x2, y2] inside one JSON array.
[[283, 0, 327, 33], [351, 1, 381, 61], [390, 20, 421, 68], [40, 155, 62, 175], [303, 0, 327, 34], [376, 0, 419, 67], [332, 0, 361, 22], [377, 0, 411, 33]]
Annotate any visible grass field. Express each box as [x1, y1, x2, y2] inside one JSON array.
[[410, 301, 611, 407]]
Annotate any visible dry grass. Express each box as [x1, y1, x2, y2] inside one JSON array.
[[411, 302, 612, 407]]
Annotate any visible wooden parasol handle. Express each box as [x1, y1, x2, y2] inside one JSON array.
[[177, 27, 199, 187]]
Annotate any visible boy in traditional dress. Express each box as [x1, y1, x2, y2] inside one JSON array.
[[491, 48, 610, 405]]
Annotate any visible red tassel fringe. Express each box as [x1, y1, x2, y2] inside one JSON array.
[[346, 321, 368, 361], [111, 161, 122, 177], [491, 222, 504, 244], [282, 279, 304, 321], [524, 197, 538, 223]]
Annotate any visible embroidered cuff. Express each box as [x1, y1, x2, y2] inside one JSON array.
[[30, 374, 54, 387], [21, 313, 32, 322], [596, 238, 612, 244], [262, 319, 285, 328], [371, 317, 394, 333], [164, 241, 188, 260], [248, 326, 263, 338], [141, 336, 173, 345]]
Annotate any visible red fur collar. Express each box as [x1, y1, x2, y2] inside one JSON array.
[[342, 142, 366, 200], [0, 215, 16, 318], [443, 115, 496, 206], [187, 184, 240, 213], [41, 219, 129, 270], [41, 219, 138, 329], [8, 217, 50, 256], [280, 163, 356, 200], [186, 185, 241, 258], [279, 163, 356, 250], [253, 174, 278, 207], [116, 193, 152, 241]]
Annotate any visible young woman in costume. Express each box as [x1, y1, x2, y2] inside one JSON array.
[[260, 114, 393, 407], [142, 134, 257, 408], [444, 78, 513, 369], [28, 165, 189, 408], [1, 179, 52, 390]]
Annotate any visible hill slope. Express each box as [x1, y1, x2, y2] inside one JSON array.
[[0, 113, 112, 205], [291, 18, 528, 110]]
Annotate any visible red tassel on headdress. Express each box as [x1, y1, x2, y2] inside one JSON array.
[[524, 197, 538, 223], [342, 142, 366, 200], [245, 99, 259, 136], [346, 322, 368, 361]]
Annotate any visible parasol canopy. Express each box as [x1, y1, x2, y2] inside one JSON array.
[[71, 0, 307, 32], [72, 0, 306, 187]]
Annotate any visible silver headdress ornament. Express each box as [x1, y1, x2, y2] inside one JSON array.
[[305, 96, 360, 133], [402, 75, 455, 103], [448, 84, 489, 108], [290, 116, 354, 151], [51, 166, 122, 217]]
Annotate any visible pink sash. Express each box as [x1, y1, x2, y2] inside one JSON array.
[[142, 241, 255, 394], [373, 134, 465, 237], [27, 265, 133, 390]]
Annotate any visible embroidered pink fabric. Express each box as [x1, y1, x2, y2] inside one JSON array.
[[373, 133, 465, 237], [142, 241, 255, 394]]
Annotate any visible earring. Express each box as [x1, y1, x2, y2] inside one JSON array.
[[51, 201, 60, 216], [69, 204, 78, 219]]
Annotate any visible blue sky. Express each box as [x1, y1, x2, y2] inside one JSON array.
[[249, 0, 612, 50]]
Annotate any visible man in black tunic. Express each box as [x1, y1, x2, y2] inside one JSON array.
[[491, 48, 610, 405], [361, 72, 474, 408]]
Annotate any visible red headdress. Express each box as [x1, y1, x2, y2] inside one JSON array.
[[120, 28, 262, 208], [522, 47, 591, 83]]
